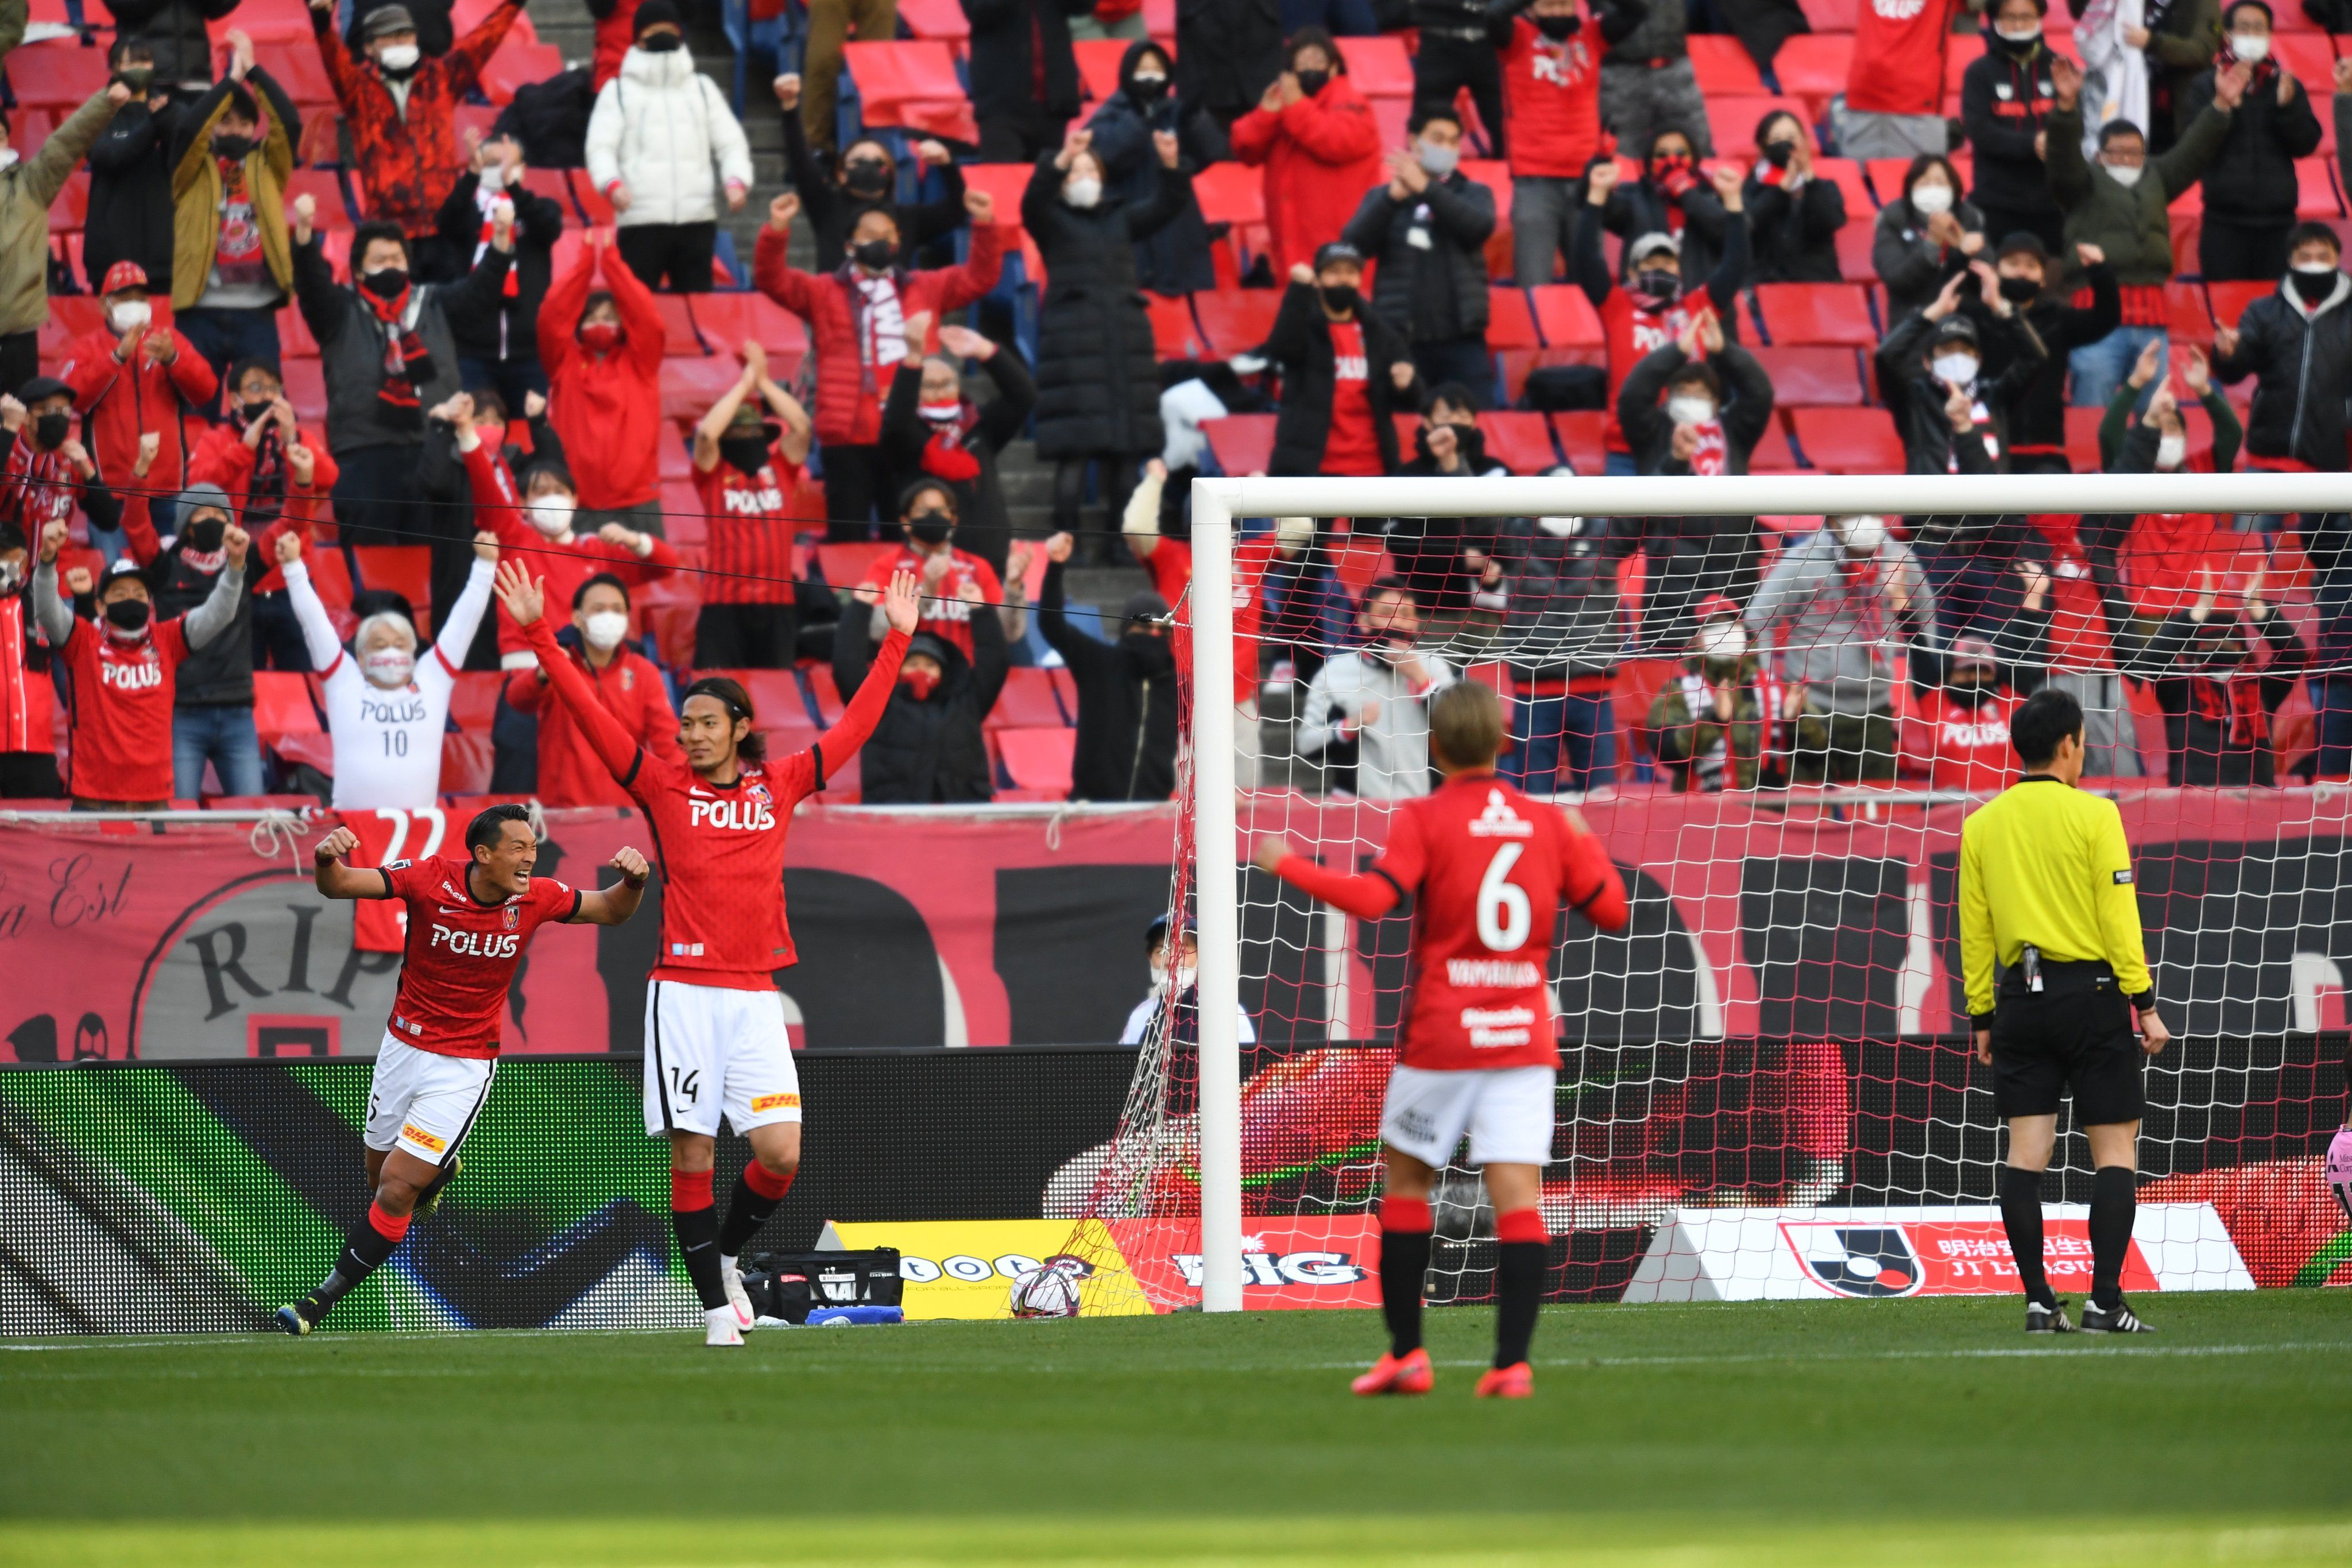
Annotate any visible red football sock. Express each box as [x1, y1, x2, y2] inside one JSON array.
[[367, 1200, 412, 1243], [1495, 1206, 1548, 1245], [671, 1167, 715, 1212], [742, 1161, 794, 1201], [1380, 1195, 1434, 1233]]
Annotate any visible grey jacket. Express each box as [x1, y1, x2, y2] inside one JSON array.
[[1743, 527, 1932, 715], [1296, 646, 1459, 799]]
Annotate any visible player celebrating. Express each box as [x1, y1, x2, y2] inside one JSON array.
[[1254, 682, 1628, 1397], [278, 806, 649, 1335], [493, 560, 919, 1346]]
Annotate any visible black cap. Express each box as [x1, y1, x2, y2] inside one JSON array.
[[1928, 313, 1980, 349], [17, 375, 72, 407], [633, 0, 682, 34], [1996, 231, 2049, 262], [1312, 241, 1363, 272]]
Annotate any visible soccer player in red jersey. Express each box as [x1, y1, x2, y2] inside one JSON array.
[[494, 559, 920, 1345], [1254, 682, 1628, 1396], [278, 804, 649, 1334]]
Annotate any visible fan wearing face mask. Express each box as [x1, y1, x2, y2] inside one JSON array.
[[1900, 633, 2039, 793], [1740, 111, 1846, 284], [310, 0, 527, 262], [431, 131, 566, 420], [961, 0, 1098, 164], [0, 80, 130, 397], [2099, 337, 2242, 488], [167, 38, 304, 396], [755, 185, 1003, 541], [81, 38, 177, 305], [1648, 597, 1765, 793], [835, 590, 1008, 806], [30, 510, 247, 810], [280, 518, 492, 808], [1341, 107, 1499, 399], [2183, 3, 2324, 281], [1574, 157, 1751, 477], [184, 361, 338, 671], [1119, 915, 1257, 1050], [1878, 264, 2045, 477], [1494, 479, 1635, 795], [446, 391, 679, 669], [690, 337, 815, 669], [585, 1, 755, 293], [879, 313, 1036, 586], [1956, 0, 2064, 258], [1038, 531, 1183, 802], [1025, 122, 1194, 564], [1492, 0, 1651, 288], [504, 571, 684, 808], [1980, 234, 2119, 477], [1875, 156, 1990, 319], [852, 477, 1008, 664], [0, 379, 128, 558], [56, 261, 218, 516], [1266, 243, 1422, 479], [1229, 28, 1384, 276], [2092, 560, 2304, 786], [1596, 129, 1730, 292], [536, 235, 666, 540], [2211, 222, 2352, 473], [2045, 48, 2243, 411], [1079, 41, 1228, 296], [0, 520, 62, 799], [773, 74, 971, 267]]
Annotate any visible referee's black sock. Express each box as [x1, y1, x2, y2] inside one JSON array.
[[2089, 1165, 2137, 1310], [671, 1168, 728, 1313], [1998, 1165, 2055, 1308], [1492, 1207, 1549, 1370], [1378, 1195, 1433, 1358], [718, 1160, 794, 1260]]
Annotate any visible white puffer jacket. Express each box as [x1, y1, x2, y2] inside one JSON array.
[[584, 46, 755, 229]]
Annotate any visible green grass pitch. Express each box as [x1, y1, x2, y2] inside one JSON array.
[[4, 1292, 2347, 1566]]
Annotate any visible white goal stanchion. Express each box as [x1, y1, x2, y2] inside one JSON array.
[[1181, 471, 2352, 1314]]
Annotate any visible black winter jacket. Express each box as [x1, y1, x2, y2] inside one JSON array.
[[84, 98, 179, 293], [1602, 176, 1727, 285], [879, 347, 1037, 580], [1087, 42, 1228, 297], [1872, 193, 1989, 318], [1263, 281, 1419, 477], [1342, 169, 1495, 344], [780, 106, 969, 267], [434, 172, 566, 369], [835, 615, 1006, 804], [103, 0, 237, 86], [2214, 272, 2352, 471], [1491, 513, 1635, 683], [962, 0, 1096, 127], [1618, 340, 1775, 478], [150, 529, 272, 709], [1023, 155, 1189, 459], [1997, 264, 2119, 455], [1742, 171, 1844, 282], [1876, 305, 2044, 476], [1959, 33, 2061, 224], [2183, 65, 2323, 227], [1175, 0, 1282, 123], [1040, 560, 1179, 801], [294, 233, 509, 455]]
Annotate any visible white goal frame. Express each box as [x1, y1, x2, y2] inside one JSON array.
[[1183, 469, 2352, 1313]]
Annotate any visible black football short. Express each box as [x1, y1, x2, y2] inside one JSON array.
[[1989, 969, 2145, 1125]]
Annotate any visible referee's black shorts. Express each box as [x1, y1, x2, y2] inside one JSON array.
[[1989, 962, 2145, 1124]]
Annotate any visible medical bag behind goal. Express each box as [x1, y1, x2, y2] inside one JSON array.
[[738, 1249, 903, 1323]]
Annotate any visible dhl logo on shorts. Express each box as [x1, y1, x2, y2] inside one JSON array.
[[400, 1123, 450, 1153], [751, 1093, 800, 1113]]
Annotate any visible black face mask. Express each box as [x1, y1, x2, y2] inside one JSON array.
[[1948, 679, 1994, 707], [1761, 140, 1796, 169], [1294, 68, 1330, 98], [183, 516, 227, 553], [639, 30, 683, 51], [842, 158, 891, 195], [104, 597, 150, 632], [211, 134, 254, 162], [1634, 268, 1682, 304], [718, 436, 771, 475], [2291, 268, 2339, 304], [115, 67, 155, 95], [1998, 275, 2041, 303], [1129, 75, 1170, 103], [1534, 13, 1581, 38], [1318, 283, 1359, 316], [32, 411, 68, 450], [907, 512, 954, 546], [1123, 632, 1175, 676], [361, 266, 409, 300], [853, 238, 897, 272], [240, 398, 276, 425]]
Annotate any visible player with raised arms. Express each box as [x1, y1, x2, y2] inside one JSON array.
[[1252, 681, 1630, 1397], [494, 560, 920, 1346], [279, 804, 651, 1334]]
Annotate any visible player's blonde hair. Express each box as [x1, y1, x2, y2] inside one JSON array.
[[1429, 681, 1504, 772]]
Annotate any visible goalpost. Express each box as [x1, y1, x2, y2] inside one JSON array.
[[1082, 472, 2352, 1316]]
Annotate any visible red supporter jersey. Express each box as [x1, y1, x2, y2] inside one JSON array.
[[1901, 689, 2022, 793], [378, 855, 579, 1058], [1376, 773, 1620, 1071], [1601, 291, 1707, 454], [1322, 321, 1384, 477], [1144, 535, 1275, 706], [857, 547, 1003, 662], [693, 450, 806, 607], [59, 617, 194, 803], [1847, 0, 1962, 116], [1497, 14, 1605, 180]]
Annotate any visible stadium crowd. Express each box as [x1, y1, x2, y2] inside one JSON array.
[[0, 0, 2349, 813]]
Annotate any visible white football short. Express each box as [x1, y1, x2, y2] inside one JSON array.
[[1379, 1063, 1556, 1168], [364, 1035, 496, 1167], [643, 979, 802, 1138]]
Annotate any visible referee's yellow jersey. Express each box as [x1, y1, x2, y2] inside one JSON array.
[[1957, 779, 2154, 1024]]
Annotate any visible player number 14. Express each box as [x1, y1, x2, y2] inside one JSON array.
[[668, 1065, 701, 1103], [1477, 843, 1530, 952]]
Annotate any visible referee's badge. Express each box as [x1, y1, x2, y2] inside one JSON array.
[[2114, 869, 2134, 884]]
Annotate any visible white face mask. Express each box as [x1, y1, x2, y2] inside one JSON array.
[[477, 162, 505, 193], [1150, 961, 1198, 996], [2230, 32, 2270, 61], [1994, 23, 2041, 41], [1666, 394, 1716, 427], [1535, 514, 1583, 538], [1274, 516, 1316, 551], [109, 301, 151, 333], [1064, 177, 1102, 209], [582, 610, 630, 651], [363, 648, 416, 689], [2292, 260, 2337, 275], [527, 495, 576, 537], [2105, 162, 2144, 188], [0, 149, 18, 169], [1698, 620, 1747, 661], [1909, 182, 1953, 216], [1932, 352, 1979, 387], [1839, 516, 1887, 555], [918, 398, 963, 423], [1417, 142, 1459, 177], [376, 43, 420, 72], [2156, 433, 2186, 470]]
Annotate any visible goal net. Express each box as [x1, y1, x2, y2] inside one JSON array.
[[1065, 470, 2352, 1313]]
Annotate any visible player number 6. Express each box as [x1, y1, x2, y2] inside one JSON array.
[[1476, 844, 1530, 953]]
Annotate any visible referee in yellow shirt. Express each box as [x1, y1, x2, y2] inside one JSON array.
[[1959, 688, 2171, 1335]]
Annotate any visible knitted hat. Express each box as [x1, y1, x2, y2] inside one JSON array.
[[361, 5, 417, 40]]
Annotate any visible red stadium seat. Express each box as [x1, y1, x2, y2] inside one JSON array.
[[253, 41, 335, 106], [660, 355, 748, 425], [9, 40, 110, 107], [2063, 405, 2107, 473], [1861, 156, 1919, 207], [814, 543, 895, 590], [1479, 411, 1562, 474], [996, 727, 1076, 795], [687, 292, 810, 370], [2271, 34, 2339, 98], [1805, 0, 1858, 28], [1750, 413, 1804, 472], [299, 547, 355, 615], [1146, 294, 1206, 359], [38, 295, 104, 358], [697, 668, 813, 730], [1687, 36, 1767, 95], [804, 665, 845, 722], [1753, 281, 1878, 346], [1833, 219, 1876, 280], [1705, 96, 1811, 159], [280, 359, 329, 421], [1072, 38, 1128, 100], [841, 40, 981, 144], [2207, 280, 2273, 330], [436, 733, 494, 796], [1190, 290, 1282, 356], [1202, 413, 1276, 477], [653, 295, 703, 357], [1335, 36, 1414, 99], [2295, 157, 2343, 218], [1751, 345, 1867, 406], [1788, 406, 1903, 473], [1192, 161, 1267, 227], [447, 671, 505, 734], [353, 547, 434, 624], [47, 170, 88, 231], [2165, 282, 2214, 347], [253, 672, 323, 741], [478, 42, 564, 107], [1812, 157, 1874, 216], [566, 168, 617, 227], [985, 667, 1071, 730], [1549, 411, 1607, 474], [1529, 284, 1604, 347], [1487, 287, 1539, 350], [1768, 34, 1854, 100], [896, 0, 972, 41], [275, 304, 320, 358], [284, 169, 354, 230]]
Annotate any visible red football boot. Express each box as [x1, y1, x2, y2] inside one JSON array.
[[1351, 1346, 1434, 1396], [1473, 1361, 1533, 1399]]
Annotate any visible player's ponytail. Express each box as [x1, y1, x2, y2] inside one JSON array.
[[682, 675, 765, 763]]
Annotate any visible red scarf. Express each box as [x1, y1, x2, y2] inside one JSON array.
[[361, 282, 432, 429], [1685, 417, 1727, 477], [919, 400, 981, 482]]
